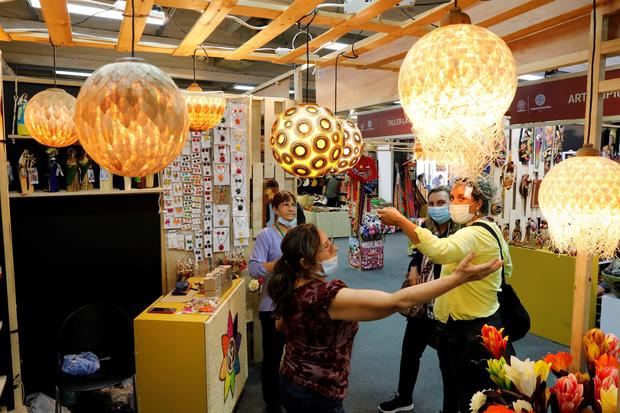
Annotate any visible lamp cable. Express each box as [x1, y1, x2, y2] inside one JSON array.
[[586, 0, 596, 146], [131, 0, 135, 57], [334, 30, 361, 114]]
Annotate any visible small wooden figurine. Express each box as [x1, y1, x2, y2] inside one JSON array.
[[78, 152, 94, 191], [45, 148, 62, 192], [18, 149, 36, 195], [65, 148, 80, 192], [511, 219, 523, 245]]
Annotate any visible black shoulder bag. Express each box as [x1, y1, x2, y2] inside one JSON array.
[[472, 222, 530, 341]]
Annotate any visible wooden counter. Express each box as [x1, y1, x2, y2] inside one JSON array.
[[134, 279, 247, 413]]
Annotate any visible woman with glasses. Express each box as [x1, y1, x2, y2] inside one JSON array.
[[249, 190, 298, 413], [268, 224, 502, 413]]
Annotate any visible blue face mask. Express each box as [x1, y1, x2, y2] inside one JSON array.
[[428, 206, 451, 224], [278, 216, 297, 227]]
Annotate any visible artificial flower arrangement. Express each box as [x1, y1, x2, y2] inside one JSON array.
[[471, 325, 619, 413], [248, 275, 265, 293]]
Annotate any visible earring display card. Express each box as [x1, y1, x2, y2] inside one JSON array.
[[201, 147, 212, 176], [231, 151, 246, 176], [213, 163, 230, 186], [201, 130, 212, 148], [233, 215, 250, 239], [234, 236, 249, 247], [232, 196, 246, 217], [215, 144, 230, 164], [214, 204, 230, 228], [231, 128, 246, 152], [191, 134, 201, 153], [231, 103, 246, 130], [204, 202, 213, 216], [214, 228, 230, 252], [182, 140, 191, 156], [231, 175, 246, 197], [215, 126, 230, 145]]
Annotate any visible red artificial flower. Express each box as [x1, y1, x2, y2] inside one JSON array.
[[544, 352, 573, 376], [485, 406, 515, 413], [257, 275, 266, 285], [594, 366, 619, 401], [551, 374, 584, 413], [481, 324, 508, 360], [595, 354, 620, 372]]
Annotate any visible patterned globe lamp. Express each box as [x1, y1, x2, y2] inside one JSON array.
[[75, 57, 188, 177], [270, 103, 343, 178], [25, 88, 78, 147], [183, 83, 226, 132], [334, 118, 364, 173], [398, 7, 517, 177], [538, 145, 620, 258]]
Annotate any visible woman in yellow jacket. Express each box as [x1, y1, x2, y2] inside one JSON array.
[[377, 176, 514, 413]]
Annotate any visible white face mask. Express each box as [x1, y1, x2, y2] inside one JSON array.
[[317, 255, 339, 276], [449, 204, 475, 224]]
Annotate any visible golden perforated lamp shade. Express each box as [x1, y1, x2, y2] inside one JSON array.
[[270, 104, 343, 178], [25, 88, 78, 147], [334, 119, 364, 173], [538, 148, 620, 258], [183, 83, 226, 131], [75, 58, 189, 177], [398, 23, 517, 177]]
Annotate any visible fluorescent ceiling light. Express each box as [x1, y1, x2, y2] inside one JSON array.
[[300, 63, 315, 71], [56, 69, 92, 78], [518, 74, 544, 81], [233, 85, 255, 91], [324, 42, 349, 51], [289, 90, 295, 94], [28, 0, 165, 25], [394, 100, 401, 105]]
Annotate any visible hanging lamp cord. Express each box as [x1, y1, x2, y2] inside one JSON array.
[[297, 10, 317, 103], [586, 0, 596, 146], [51, 42, 57, 87], [334, 31, 361, 114], [131, 0, 135, 57], [193, 50, 198, 83]]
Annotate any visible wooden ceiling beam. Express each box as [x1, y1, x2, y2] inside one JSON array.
[[503, 5, 591, 43], [117, 0, 154, 52], [156, 0, 208, 12], [225, 0, 326, 60], [398, 0, 480, 36], [0, 25, 10, 42], [476, 0, 554, 28], [39, 0, 73, 46], [276, 0, 404, 64], [173, 0, 238, 56]]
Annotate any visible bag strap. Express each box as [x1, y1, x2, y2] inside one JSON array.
[[471, 221, 506, 287]]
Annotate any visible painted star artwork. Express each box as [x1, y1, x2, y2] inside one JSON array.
[[219, 311, 241, 401]]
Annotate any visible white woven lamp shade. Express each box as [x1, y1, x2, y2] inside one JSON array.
[[25, 88, 78, 147], [334, 118, 364, 173], [75, 57, 188, 177], [398, 21, 517, 177], [539, 146, 620, 258], [183, 83, 226, 132], [270, 103, 343, 178]]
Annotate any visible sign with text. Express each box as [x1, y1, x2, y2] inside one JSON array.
[[509, 69, 620, 124], [357, 107, 412, 139]]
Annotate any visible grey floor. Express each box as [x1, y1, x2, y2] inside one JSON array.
[[236, 232, 566, 413]]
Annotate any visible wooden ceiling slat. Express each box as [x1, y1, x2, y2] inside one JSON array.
[[503, 5, 591, 43], [0, 25, 10, 42], [156, 0, 208, 12], [40, 0, 74, 46], [477, 0, 554, 28], [117, 0, 154, 52], [397, 0, 480, 36], [225, 0, 326, 60], [276, 0, 404, 64], [173, 0, 239, 56], [360, 50, 408, 69]]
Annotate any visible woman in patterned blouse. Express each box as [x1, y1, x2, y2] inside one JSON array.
[[268, 224, 502, 413]]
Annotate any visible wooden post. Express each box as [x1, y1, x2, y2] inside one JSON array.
[[569, 251, 593, 372]]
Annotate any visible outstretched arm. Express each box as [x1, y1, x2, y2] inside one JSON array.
[[328, 253, 502, 321]]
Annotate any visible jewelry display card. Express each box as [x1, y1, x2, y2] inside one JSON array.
[[182, 140, 191, 156], [214, 228, 230, 252], [231, 175, 246, 197], [213, 163, 230, 186], [185, 234, 194, 251], [204, 202, 213, 216], [201, 146, 212, 176], [231, 128, 247, 152], [215, 144, 230, 164], [232, 196, 247, 217], [234, 236, 249, 247], [200, 131, 212, 148], [231, 103, 246, 130], [203, 176, 213, 202], [214, 204, 230, 228], [214, 125, 230, 145], [191, 134, 201, 153], [231, 151, 246, 176], [233, 215, 250, 239]]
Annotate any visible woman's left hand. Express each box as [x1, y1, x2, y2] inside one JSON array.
[[376, 207, 407, 226]]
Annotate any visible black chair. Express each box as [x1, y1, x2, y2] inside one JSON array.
[[55, 303, 136, 413]]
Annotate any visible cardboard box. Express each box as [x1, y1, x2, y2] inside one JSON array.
[[219, 265, 233, 293], [202, 272, 221, 293]]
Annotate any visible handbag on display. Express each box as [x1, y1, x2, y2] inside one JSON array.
[[399, 255, 435, 318], [472, 222, 531, 342]]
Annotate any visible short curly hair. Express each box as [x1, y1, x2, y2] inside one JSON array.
[[458, 176, 497, 215]]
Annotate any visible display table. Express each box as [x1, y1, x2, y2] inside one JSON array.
[[134, 279, 247, 413], [508, 247, 598, 346], [304, 210, 350, 237], [601, 295, 620, 337]]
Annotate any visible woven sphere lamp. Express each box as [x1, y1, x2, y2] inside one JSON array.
[[539, 145, 620, 258], [398, 9, 517, 177], [183, 83, 226, 131], [333, 118, 364, 173], [270, 103, 343, 178], [75, 57, 188, 177], [25, 88, 78, 147]]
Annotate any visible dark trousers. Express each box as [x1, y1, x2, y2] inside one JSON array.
[[281, 377, 345, 413], [436, 311, 515, 413], [397, 316, 437, 401], [326, 196, 338, 207], [260, 311, 286, 408]]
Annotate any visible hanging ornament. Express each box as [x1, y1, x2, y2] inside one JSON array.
[[538, 145, 620, 258], [398, 6, 517, 177], [270, 103, 343, 178], [25, 88, 78, 147], [25, 44, 78, 148], [333, 118, 364, 173], [74, 57, 189, 177], [182, 52, 226, 131]]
